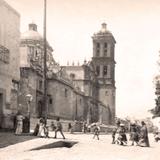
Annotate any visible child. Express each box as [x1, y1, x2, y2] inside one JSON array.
[[50, 121, 56, 131], [112, 128, 117, 144], [93, 124, 100, 140]]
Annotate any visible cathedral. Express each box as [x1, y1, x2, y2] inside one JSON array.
[[18, 22, 116, 130]]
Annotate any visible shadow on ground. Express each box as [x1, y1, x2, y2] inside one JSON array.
[[30, 141, 78, 151], [0, 131, 37, 148]]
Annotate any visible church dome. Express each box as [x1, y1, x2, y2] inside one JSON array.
[[21, 23, 43, 41]]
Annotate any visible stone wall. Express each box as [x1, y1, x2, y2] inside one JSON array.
[[47, 78, 85, 121]]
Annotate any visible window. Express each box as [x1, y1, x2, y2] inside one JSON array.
[[70, 73, 75, 79], [96, 49, 100, 57], [35, 50, 38, 57], [96, 43, 100, 57], [49, 98, 52, 104], [39, 80, 43, 90], [65, 88, 68, 97], [96, 66, 100, 76], [103, 66, 107, 76], [97, 43, 100, 48], [0, 44, 10, 64], [104, 43, 107, 48], [80, 98, 82, 105], [104, 49, 107, 56], [104, 43, 108, 56]]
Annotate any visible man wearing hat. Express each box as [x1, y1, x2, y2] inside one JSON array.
[[117, 124, 127, 145], [129, 123, 139, 146]]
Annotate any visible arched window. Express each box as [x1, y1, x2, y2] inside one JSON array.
[[96, 43, 100, 57], [104, 43, 108, 56]]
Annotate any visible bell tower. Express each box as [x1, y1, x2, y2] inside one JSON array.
[[92, 23, 116, 124]]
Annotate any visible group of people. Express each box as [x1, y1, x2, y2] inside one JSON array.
[[112, 121, 150, 147], [14, 113, 151, 147], [33, 117, 65, 139]]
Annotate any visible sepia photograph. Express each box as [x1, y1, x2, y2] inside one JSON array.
[[0, 0, 160, 159]]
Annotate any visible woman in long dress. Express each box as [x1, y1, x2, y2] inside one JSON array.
[[15, 113, 24, 135], [138, 121, 150, 147], [37, 118, 45, 137]]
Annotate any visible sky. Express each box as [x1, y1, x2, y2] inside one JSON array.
[[5, 0, 160, 119]]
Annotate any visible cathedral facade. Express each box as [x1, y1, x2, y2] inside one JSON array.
[[18, 22, 116, 129]]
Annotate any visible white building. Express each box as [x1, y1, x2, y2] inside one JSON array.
[[0, 0, 20, 128]]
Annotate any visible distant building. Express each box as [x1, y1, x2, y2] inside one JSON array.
[[0, 0, 20, 128]]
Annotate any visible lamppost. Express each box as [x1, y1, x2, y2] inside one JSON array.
[[26, 94, 33, 132], [43, 0, 48, 122]]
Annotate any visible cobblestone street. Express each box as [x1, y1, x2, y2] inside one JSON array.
[[0, 131, 159, 160]]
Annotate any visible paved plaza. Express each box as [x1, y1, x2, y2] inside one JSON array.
[[0, 131, 160, 160]]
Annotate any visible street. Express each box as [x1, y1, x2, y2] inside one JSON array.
[[0, 132, 159, 160]]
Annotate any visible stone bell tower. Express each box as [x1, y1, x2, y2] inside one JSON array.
[[92, 23, 116, 124]]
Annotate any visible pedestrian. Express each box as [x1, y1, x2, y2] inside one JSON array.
[[15, 111, 24, 135], [50, 121, 56, 131], [87, 124, 91, 133], [112, 127, 117, 144], [112, 121, 120, 144], [117, 124, 127, 145], [54, 117, 65, 139], [93, 123, 100, 140], [37, 118, 45, 137], [82, 121, 87, 133], [138, 121, 150, 147], [68, 123, 73, 133], [44, 125, 49, 138], [154, 131, 160, 142], [33, 123, 39, 136], [129, 123, 139, 146]]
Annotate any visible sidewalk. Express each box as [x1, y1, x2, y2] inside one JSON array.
[[0, 131, 36, 148]]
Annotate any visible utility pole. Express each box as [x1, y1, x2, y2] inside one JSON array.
[[43, 0, 47, 122]]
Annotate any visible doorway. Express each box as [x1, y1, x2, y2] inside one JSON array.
[[38, 100, 43, 118]]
